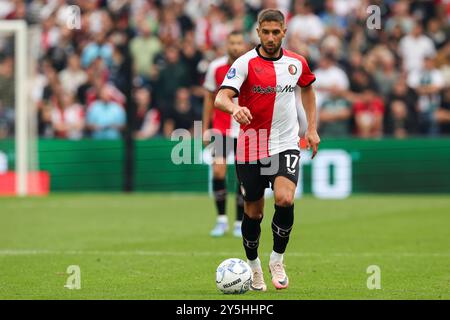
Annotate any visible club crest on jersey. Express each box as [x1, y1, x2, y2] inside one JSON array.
[[288, 64, 297, 75], [227, 68, 236, 79]]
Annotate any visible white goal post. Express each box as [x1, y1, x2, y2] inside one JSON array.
[[0, 20, 28, 196]]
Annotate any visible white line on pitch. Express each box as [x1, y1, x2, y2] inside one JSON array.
[[0, 249, 449, 257]]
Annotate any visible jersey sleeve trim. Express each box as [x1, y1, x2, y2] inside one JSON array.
[[219, 85, 239, 97], [299, 77, 316, 88]]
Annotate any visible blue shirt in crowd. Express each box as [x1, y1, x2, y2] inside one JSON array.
[[87, 101, 126, 140]]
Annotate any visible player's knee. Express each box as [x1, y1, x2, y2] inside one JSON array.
[[274, 193, 294, 207], [246, 211, 263, 220], [245, 206, 264, 219], [213, 163, 226, 178]]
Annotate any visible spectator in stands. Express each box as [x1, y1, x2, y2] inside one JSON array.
[[385, 78, 418, 138], [385, 0, 415, 35], [46, 25, 75, 72], [129, 19, 162, 87], [347, 67, 377, 103], [353, 87, 385, 138], [372, 52, 400, 97], [59, 53, 87, 96], [134, 87, 161, 139], [76, 64, 98, 107], [172, 0, 194, 37], [159, 6, 182, 46], [81, 31, 113, 69], [155, 45, 190, 116], [51, 93, 85, 140], [180, 36, 205, 119], [313, 53, 349, 109], [318, 92, 352, 137], [86, 87, 126, 140], [40, 14, 61, 53], [426, 18, 447, 50], [399, 22, 436, 73], [288, 1, 325, 45], [319, 0, 348, 36], [163, 88, 195, 137], [384, 100, 413, 139], [407, 56, 445, 135]]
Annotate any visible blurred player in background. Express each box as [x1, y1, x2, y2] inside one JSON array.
[[215, 9, 320, 291], [202, 31, 247, 238]]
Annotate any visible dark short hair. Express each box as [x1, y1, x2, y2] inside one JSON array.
[[227, 30, 244, 39], [258, 9, 285, 26]]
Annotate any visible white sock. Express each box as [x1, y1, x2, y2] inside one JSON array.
[[247, 257, 262, 271], [234, 220, 242, 227], [217, 215, 228, 224], [270, 251, 284, 264]]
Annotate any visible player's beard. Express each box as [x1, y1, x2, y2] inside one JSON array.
[[229, 51, 240, 62], [261, 41, 282, 57]]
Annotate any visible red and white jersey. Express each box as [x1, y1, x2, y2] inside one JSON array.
[[51, 103, 85, 140], [203, 56, 240, 138], [220, 45, 316, 162]]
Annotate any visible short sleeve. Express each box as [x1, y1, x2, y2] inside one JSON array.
[[298, 56, 316, 87], [219, 57, 248, 97], [203, 62, 217, 92]]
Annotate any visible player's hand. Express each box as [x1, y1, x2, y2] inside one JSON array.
[[232, 106, 252, 125], [305, 129, 320, 159]]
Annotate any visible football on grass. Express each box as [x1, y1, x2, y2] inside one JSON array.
[[216, 258, 252, 294]]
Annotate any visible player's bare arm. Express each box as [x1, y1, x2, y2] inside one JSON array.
[[202, 90, 215, 146], [301, 84, 320, 159], [214, 88, 252, 125]]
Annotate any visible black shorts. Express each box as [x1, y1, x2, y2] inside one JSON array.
[[211, 135, 237, 159], [235, 149, 301, 202]]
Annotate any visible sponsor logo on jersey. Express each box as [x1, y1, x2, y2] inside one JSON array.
[[227, 67, 236, 79], [288, 64, 297, 75], [252, 85, 295, 94]]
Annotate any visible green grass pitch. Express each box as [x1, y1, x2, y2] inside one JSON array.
[[0, 194, 449, 300]]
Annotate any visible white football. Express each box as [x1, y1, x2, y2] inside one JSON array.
[[216, 258, 252, 294]]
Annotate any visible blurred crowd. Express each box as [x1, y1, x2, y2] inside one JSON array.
[[0, 0, 449, 140]]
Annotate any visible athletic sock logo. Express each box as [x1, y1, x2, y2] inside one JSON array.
[[272, 222, 292, 238], [243, 236, 259, 249]]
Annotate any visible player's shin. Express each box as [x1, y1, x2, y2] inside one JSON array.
[[213, 178, 227, 217], [271, 204, 294, 262], [241, 213, 262, 261]]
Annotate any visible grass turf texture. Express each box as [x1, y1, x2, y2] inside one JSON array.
[[0, 194, 449, 300]]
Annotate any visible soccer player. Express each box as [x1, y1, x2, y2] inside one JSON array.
[[202, 31, 247, 237], [214, 9, 320, 291]]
